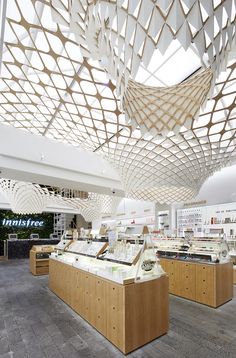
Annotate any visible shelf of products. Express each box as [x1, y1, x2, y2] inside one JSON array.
[[65, 240, 107, 257], [154, 237, 230, 264], [52, 237, 164, 284], [97, 241, 142, 266], [177, 207, 203, 229], [177, 202, 236, 237], [156, 211, 170, 230]]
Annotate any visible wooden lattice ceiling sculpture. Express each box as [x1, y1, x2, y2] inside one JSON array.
[[52, 0, 236, 90], [101, 58, 236, 203], [0, 0, 235, 204], [0, 179, 122, 218], [0, 179, 50, 214], [123, 68, 213, 136], [51, 0, 236, 135]]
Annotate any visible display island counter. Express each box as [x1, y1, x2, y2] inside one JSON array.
[[6, 238, 60, 259], [49, 239, 169, 354], [159, 258, 233, 307], [155, 237, 233, 308]]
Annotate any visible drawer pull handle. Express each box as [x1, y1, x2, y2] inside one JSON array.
[[203, 279, 206, 282]]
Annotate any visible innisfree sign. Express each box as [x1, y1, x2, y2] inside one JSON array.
[[2, 218, 44, 228]]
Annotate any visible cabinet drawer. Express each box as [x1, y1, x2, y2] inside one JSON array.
[[167, 261, 180, 295], [196, 265, 215, 306], [36, 266, 49, 275], [36, 260, 49, 267], [106, 282, 125, 349]]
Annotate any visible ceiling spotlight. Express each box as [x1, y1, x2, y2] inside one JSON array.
[[41, 153, 45, 161]]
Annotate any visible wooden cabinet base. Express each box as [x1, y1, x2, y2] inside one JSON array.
[[30, 246, 55, 275], [160, 259, 233, 308], [233, 267, 236, 285], [30, 251, 49, 275], [49, 259, 169, 354]]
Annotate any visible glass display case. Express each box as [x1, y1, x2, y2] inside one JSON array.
[[154, 236, 230, 263], [50, 236, 165, 284], [55, 239, 72, 251], [65, 239, 107, 257]]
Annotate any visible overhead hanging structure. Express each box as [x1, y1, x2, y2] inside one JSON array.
[[52, 0, 236, 94], [123, 68, 213, 136], [0, 179, 122, 219], [0, 0, 235, 203], [0, 180, 49, 214]]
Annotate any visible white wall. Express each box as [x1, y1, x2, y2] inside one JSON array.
[[93, 198, 155, 229], [116, 198, 155, 219], [0, 124, 124, 196], [194, 164, 236, 205]]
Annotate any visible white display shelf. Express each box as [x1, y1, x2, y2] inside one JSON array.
[[55, 239, 72, 251], [50, 250, 164, 285], [177, 202, 236, 237], [98, 243, 142, 265], [65, 240, 107, 257]]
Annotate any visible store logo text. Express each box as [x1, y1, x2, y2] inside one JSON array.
[[2, 218, 44, 228]]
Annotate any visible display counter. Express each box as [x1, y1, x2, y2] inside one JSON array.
[[228, 245, 236, 284], [30, 245, 56, 275], [159, 258, 233, 307], [154, 236, 233, 307], [49, 257, 168, 354], [49, 238, 169, 354], [6, 238, 60, 259]]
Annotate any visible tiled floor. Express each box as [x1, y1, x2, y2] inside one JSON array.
[[0, 259, 235, 358]]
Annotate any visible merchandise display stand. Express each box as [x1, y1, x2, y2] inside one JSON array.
[[49, 237, 169, 354], [155, 236, 233, 307], [160, 258, 233, 307], [30, 245, 56, 275]]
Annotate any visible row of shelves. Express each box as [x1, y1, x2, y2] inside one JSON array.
[[177, 203, 236, 236]]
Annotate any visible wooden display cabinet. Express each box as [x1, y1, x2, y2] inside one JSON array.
[[160, 258, 233, 308], [30, 245, 55, 276], [49, 258, 169, 354], [234, 267, 236, 284]]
